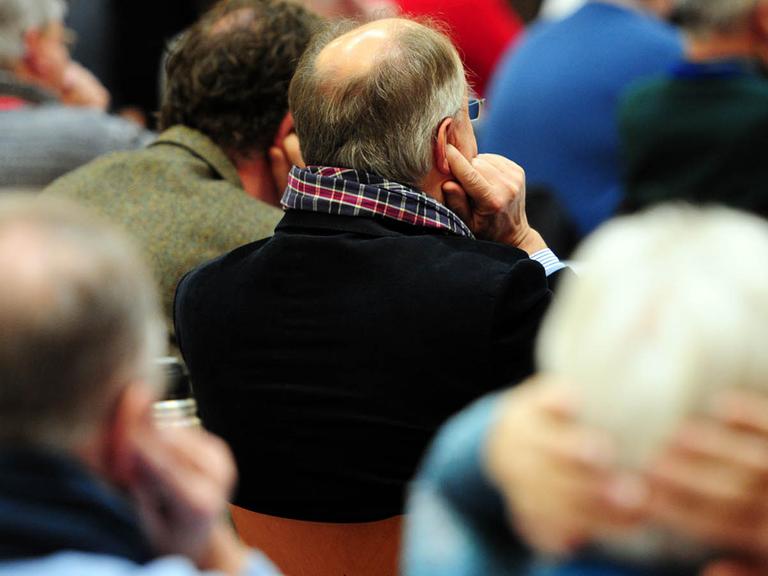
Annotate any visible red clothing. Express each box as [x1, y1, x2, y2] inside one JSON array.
[[0, 96, 26, 111], [395, 0, 523, 95]]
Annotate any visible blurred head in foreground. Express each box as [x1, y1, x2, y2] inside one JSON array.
[[0, 195, 164, 457], [538, 204, 768, 564]]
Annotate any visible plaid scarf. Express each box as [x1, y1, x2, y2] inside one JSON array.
[[282, 166, 474, 238]]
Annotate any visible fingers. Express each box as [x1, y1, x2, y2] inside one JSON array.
[[60, 62, 110, 110], [714, 390, 768, 435], [646, 403, 768, 556], [130, 426, 238, 560], [443, 145, 536, 246], [135, 427, 236, 511], [485, 380, 647, 555], [445, 144, 491, 204]]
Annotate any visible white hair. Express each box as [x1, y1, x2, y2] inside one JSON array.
[[674, 0, 758, 34], [0, 0, 67, 65], [537, 205, 768, 564]]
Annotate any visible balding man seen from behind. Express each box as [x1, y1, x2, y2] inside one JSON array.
[[175, 18, 569, 523]]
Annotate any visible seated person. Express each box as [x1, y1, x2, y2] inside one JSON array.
[[44, 0, 319, 335], [481, 0, 682, 236], [175, 17, 567, 523], [0, 195, 278, 576], [404, 205, 768, 575], [620, 0, 768, 217], [0, 0, 154, 187]]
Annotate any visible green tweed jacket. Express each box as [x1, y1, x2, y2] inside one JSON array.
[[43, 126, 283, 334]]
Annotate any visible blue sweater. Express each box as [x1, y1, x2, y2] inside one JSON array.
[[481, 1, 682, 235]]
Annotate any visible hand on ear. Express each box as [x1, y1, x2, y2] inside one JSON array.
[[60, 62, 110, 110], [268, 113, 305, 195]]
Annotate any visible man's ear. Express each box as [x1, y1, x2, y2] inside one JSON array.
[[268, 112, 304, 194], [434, 117, 454, 177], [101, 382, 156, 490]]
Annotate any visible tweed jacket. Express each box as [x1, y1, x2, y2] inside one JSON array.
[[43, 126, 283, 329]]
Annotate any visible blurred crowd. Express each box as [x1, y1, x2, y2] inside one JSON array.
[[0, 0, 767, 575]]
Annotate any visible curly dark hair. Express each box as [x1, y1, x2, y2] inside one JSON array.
[[159, 0, 322, 157]]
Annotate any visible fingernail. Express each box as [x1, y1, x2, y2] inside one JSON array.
[[606, 474, 648, 510]]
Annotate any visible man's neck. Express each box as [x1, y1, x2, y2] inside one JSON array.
[[594, 0, 669, 18], [418, 169, 448, 205], [234, 154, 281, 206], [686, 32, 754, 63]]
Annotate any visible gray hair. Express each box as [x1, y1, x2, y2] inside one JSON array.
[[0, 196, 165, 449], [674, 0, 758, 34], [538, 204, 768, 565], [289, 18, 466, 188], [0, 0, 67, 65]]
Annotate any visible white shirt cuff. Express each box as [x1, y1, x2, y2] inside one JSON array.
[[529, 248, 566, 277]]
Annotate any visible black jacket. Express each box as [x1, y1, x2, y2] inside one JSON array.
[[174, 210, 566, 522]]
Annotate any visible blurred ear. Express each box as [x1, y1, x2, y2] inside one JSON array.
[[101, 382, 156, 490], [434, 117, 454, 177]]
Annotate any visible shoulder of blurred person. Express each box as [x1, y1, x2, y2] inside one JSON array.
[[0, 194, 276, 575], [481, 0, 683, 237], [618, 0, 768, 218]]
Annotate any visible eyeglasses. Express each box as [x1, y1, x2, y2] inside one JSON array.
[[468, 97, 486, 122]]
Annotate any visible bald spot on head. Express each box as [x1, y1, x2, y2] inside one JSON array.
[[0, 222, 84, 328], [315, 18, 417, 83]]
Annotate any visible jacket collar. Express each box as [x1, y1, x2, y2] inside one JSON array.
[[152, 126, 242, 189], [275, 209, 459, 238], [0, 71, 57, 105], [282, 166, 474, 239], [0, 448, 154, 563]]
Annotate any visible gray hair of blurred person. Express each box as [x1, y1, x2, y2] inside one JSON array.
[[537, 204, 768, 565], [0, 196, 165, 450], [289, 18, 466, 188], [0, 0, 67, 66], [674, 0, 760, 35]]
